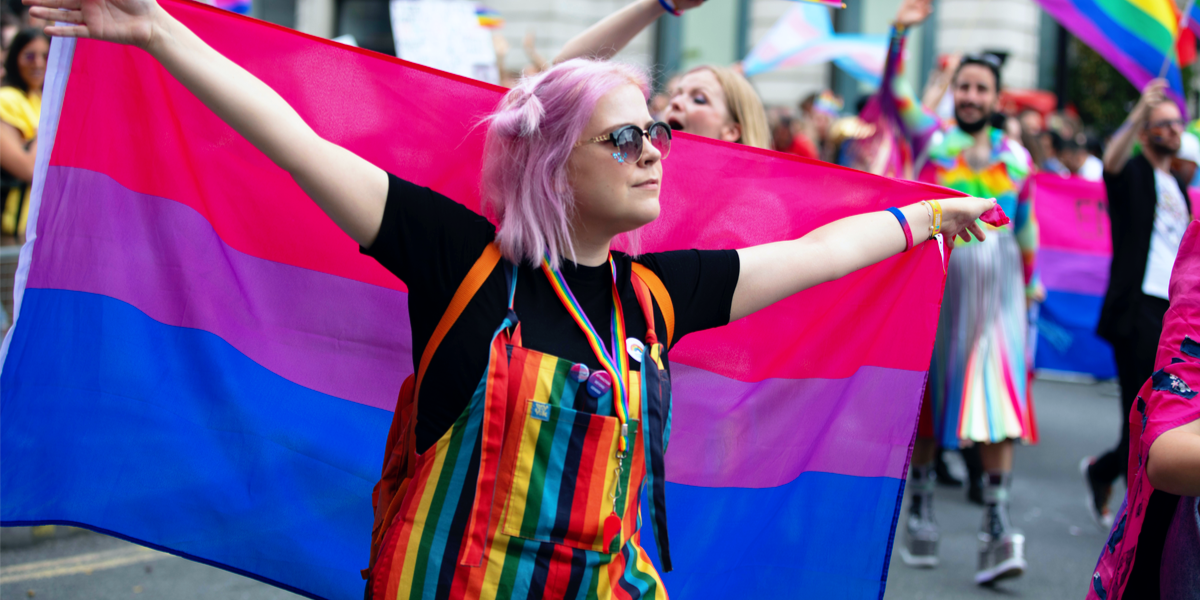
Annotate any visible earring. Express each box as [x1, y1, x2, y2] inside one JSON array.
[[612, 152, 627, 163]]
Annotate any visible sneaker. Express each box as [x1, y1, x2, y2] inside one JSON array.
[[900, 492, 940, 568], [975, 530, 1026, 585], [1080, 457, 1114, 529]]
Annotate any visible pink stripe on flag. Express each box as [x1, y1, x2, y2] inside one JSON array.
[[1033, 174, 1112, 255]]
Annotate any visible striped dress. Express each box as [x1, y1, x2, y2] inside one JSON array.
[[919, 127, 1041, 447]]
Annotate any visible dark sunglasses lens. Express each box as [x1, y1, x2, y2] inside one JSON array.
[[650, 123, 672, 159], [612, 126, 643, 162]]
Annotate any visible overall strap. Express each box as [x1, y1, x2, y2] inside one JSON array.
[[630, 263, 674, 347], [630, 265, 674, 571], [460, 262, 519, 567], [415, 242, 503, 402], [366, 242, 502, 579]]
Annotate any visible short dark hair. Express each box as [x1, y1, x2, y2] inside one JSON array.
[[954, 53, 1003, 92], [1061, 133, 1086, 152], [3, 28, 49, 93], [1046, 130, 1064, 153]]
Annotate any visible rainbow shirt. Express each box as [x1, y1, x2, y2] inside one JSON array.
[[919, 127, 1040, 290]]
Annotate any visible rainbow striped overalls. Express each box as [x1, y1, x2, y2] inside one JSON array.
[[370, 257, 673, 600]]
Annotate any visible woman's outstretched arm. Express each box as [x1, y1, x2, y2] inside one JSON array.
[[554, 0, 702, 64], [26, 0, 388, 247], [730, 196, 993, 322]]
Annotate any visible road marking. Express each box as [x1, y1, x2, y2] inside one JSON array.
[[1, 546, 169, 584]]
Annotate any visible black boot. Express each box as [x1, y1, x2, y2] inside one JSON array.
[[963, 445, 984, 505], [934, 449, 963, 487]]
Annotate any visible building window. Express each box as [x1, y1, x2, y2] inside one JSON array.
[[656, 0, 750, 86], [254, 0, 297, 28], [338, 0, 396, 55]]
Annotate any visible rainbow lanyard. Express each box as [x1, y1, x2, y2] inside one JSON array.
[[541, 255, 631, 453]]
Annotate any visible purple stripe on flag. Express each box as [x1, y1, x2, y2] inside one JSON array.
[[28, 166, 411, 410], [668, 364, 923, 487], [1038, 247, 1111, 297]]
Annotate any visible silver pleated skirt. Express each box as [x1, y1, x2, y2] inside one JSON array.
[[929, 231, 1034, 447]]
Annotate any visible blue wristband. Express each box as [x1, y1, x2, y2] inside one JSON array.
[[658, 0, 681, 16], [887, 207, 914, 252]]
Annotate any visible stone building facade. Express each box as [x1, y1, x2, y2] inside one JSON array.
[[258, 0, 1060, 109]]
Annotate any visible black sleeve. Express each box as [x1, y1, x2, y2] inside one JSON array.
[[1103, 163, 1131, 218], [360, 173, 496, 293], [634, 249, 740, 345]]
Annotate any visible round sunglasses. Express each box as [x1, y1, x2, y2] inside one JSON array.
[[574, 122, 672, 164]]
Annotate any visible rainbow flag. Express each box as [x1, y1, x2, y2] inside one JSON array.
[[475, 5, 503, 29], [1, 2, 960, 598], [743, 4, 887, 87], [1034, 0, 1187, 107], [1032, 174, 1117, 379], [1188, 0, 1200, 36]]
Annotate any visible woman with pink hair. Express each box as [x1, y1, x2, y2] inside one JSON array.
[[26, 0, 995, 597]]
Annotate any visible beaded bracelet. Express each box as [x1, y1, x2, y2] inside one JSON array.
[[658, 0, 681, 16], [886, 207, 914, 252], [920, 201, 934, 239]]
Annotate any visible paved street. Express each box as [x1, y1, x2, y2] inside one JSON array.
[[885, 378, 1126, 599], [1, 378, 1125, 599]]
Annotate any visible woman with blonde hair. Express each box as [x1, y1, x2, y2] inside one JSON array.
[[555, 0, 771, 149], [27, 0, 995, 596]]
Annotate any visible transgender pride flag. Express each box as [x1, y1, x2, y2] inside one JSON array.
[[1, 2, 961, 598], [742, 4, 887, 87]]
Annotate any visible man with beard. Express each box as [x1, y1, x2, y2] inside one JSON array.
[[886, 0, 1043, 586], [1082, 79, 1195, 532]]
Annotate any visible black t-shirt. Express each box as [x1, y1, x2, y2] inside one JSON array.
[[362, 173, 740, 452]]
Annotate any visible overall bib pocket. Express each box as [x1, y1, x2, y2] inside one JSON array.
[[502, 398, 638, 552]]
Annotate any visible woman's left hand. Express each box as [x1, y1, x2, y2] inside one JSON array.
[[936, 196, 994, 244]]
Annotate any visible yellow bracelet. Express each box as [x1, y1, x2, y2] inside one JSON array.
[[929, 200, 943, 237]]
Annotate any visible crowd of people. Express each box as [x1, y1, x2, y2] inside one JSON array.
[[5, 0, 1198, 595], [1, 2, 46, 245]]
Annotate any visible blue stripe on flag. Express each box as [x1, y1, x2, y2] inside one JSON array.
[[1035, 289, 1117, 379], [643, 473, 904, 599], [1, 289, 387, 600]]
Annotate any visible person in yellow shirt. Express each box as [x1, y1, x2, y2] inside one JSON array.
[[0, 29, 47, 238]]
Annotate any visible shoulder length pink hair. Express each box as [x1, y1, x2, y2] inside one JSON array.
[[481, 59, 651, 267]]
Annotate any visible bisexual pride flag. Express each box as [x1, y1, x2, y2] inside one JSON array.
[[1, 2, 961, 598], [1032, 174, 1117, 379]]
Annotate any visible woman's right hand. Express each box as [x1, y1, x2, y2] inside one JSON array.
[[668, 0, 706, 13], [25, 0, 160, 49], [935, 196, 993, 244]]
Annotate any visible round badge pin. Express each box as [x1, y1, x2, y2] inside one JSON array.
[[569, 363, 590, 383], [586, 370, 612, 398], [626, 337, 645, 363]]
